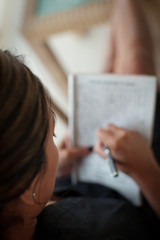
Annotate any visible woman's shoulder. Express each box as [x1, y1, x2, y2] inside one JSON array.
[[35, 196, 159, 240]]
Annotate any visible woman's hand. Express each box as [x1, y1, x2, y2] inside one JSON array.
[[94, 124, 157, 179], [56, 132, 90, 178], [94, 124, 160, 218]]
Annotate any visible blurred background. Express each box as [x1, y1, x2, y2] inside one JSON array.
[[0, 0, 160, 144]]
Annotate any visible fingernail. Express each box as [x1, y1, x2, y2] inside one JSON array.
[[88, 146, 93, 152]]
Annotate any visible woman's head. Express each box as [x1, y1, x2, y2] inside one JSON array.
[[0, 50, 58, 228]]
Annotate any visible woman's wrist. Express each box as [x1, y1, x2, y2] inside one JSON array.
[[132, 161, 160, 209]]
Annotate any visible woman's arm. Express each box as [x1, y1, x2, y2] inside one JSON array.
[[94, 124, 160, 218]]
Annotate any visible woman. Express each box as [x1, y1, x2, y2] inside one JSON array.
[[0, 0, 160, 239], [0, 49, 90, 239]]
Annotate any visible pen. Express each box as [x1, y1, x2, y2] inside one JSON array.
[[103, 145, 118, 177]]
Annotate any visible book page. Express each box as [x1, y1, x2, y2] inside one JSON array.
[[76, 153, 142, 205], [69, 74, 157, 206]]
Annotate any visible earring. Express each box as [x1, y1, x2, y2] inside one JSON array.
[[32, 191, 45, 205], [32, 192, 36, 199]]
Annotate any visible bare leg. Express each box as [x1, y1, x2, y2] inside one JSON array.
[[104, 0, 155, 75], [103, 26, 115, 73]]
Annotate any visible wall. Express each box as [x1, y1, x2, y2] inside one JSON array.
[[0, 0, 68, 144]]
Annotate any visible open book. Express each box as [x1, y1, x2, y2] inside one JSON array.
[[68, 74, 157, 206]]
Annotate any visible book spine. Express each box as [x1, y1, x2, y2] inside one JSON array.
[[68, 74, 79, 184], [68, 74, 76, 146], [149, 76, 158, 145]]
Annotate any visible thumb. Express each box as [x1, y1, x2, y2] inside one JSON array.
[[94, 141, 106, 159]]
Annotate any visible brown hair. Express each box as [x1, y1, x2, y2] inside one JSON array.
[[0, 50, 50, 229]]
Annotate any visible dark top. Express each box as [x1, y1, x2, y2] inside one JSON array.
[[35, 94, 160, 240], [35, 182, 160, 240]]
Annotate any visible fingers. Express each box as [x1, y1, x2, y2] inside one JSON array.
[[105, 124, 126, 134], [63, 147, 90, 161], [58, 146, 90, 171], [94, 124, 130, 159], [57, 146, 90, 178], [94, 124, 115, 159], [96, 124, 118, 147], [94, 141, 106, 159], [58, 131, 70, 149]]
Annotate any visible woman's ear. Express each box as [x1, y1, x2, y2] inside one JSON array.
[[19, 182, 35, 206], [19, 176, 38, 206]]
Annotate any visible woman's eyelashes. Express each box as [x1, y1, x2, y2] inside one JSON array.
[[53, 132, 57, 138]]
